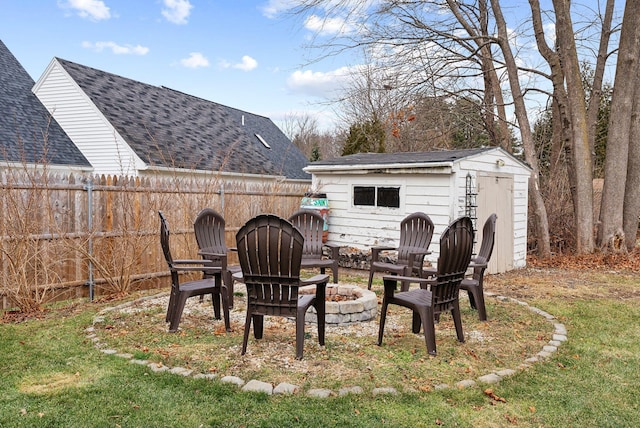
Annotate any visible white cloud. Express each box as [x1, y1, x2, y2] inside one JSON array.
[[261, 0, 297, 19], [219, 55, 258, 72], [180, 52, 210, 68], [59, 0, 111, 21], [235, 55, 258, 71], [82, 41, 149, 55], [304, 14, 354, 36], [162, 0, 192, 25], [287, 66, 356, 98]]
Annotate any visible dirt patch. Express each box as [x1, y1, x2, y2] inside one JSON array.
[[92, 279, 555, 392]]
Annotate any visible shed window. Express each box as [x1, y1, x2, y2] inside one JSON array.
[[354, 186, 400, 208]]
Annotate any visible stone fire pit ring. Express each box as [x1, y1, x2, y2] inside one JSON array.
[[300, 284, 378, 326]]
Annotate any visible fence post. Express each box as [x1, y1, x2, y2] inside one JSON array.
[[84, 178, 95, 301], [220, 182, 225, 212]]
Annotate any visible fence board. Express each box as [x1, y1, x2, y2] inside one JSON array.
[[1, 170, 309, 309]]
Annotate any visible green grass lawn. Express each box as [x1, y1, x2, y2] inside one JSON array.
[[1, 268, 639, 427]]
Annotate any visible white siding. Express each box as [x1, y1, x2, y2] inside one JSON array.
[[33, 59, 144, 176], [310, 147, 530, 272]]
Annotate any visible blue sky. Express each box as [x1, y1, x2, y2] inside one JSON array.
[[0, 0, 352, 132]]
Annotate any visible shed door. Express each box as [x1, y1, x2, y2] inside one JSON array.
[[477, 174, 513, 274]]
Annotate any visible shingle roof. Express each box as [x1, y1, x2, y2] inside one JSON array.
[[0, 40, 90, 167], [56, 58, 310, 179], [308, 148, 493, 167]]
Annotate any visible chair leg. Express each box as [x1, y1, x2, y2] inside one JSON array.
[[166, 286, 178, 323], [331, 264, 339, 284], [475, 290, 487, 321], [367, 269, 375, 290], [467, 289, 477, 309], [224, 270, 234, 309], [211, 289, 221, 320], [253, 315, 264, 339], [474, 280, 487, 321], [411, 311, 422, 333], [220, 285, 231, 332], [241, 311, 252, 355], [168, 292, 189, 332], [295, 307, 307, 360], [377, 300, 389, 345], [422, 306, 437, 355], [451, 302, 465, 343], [314, 299, 326, 347]]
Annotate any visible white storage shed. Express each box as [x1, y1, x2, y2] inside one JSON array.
[[304, 147, 532, 274]]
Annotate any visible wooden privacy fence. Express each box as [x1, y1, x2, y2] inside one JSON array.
[[0, 170, 310, 310]]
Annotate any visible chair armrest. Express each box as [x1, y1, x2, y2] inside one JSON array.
[[172, 258, 215, 266], [382, 275, 434, 292], [171, 259, 222, 275], [300, 274, 330, 286], [469, 260, 488, 269], [469, 255, 488, 269], [323, 242, 341, 259], [371, 245, 396, 262], [197, 250, 228, 270]]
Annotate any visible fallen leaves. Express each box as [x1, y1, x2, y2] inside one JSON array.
[[484, 388, 507, 404]]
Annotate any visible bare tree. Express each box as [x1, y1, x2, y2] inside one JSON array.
[[284, 0, 622, 255], [599, 0, 640, 250]]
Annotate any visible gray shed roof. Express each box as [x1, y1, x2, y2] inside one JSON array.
[[310, 148, 491, 167], [306, 147, 531, 171], [56, 58, 310, 179], [0, 40, 90, 167]]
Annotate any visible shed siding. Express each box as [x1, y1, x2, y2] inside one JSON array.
[[310, 147, 530, 272], [34, 60, 144, 176]]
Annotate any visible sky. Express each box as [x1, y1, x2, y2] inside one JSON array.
[[0, 0, 353, 133]]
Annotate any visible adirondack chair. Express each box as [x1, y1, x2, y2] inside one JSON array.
[[235, 214, 329, 360], [193, 208, 241, 308], [460, 213, 497, 321], [288, 209, 340, 283], [158, 211, 230, 333], [367, 212, 435, 290], [377, 216, 474, 355]]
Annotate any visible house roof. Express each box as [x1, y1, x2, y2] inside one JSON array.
[[305, 147, 531, 172], [0, 40, 90, 168], [55, 58, 310, 180]]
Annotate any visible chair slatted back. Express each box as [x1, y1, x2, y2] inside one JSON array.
[[432, 216, 474, 314], [159, 211, 173, 266], [288, 209, 324, 260], [236, 214, 304, 317], [474, 214, 497, 277], [158, 211, 180, 286], [396, 212, 435, 265], [194, 208, 227, 253]]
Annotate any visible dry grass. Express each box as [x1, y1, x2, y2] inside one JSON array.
[[92, 269, 554, 393]]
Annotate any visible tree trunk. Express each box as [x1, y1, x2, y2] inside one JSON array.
[[586, 0, 615, 175], [598, 0, 640, 250], [552, 0, 594, 253], [622, 41, 640, 249], [491, 0, 551, 257]]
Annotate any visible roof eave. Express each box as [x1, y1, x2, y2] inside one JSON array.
[[304, 161, 454, 174]]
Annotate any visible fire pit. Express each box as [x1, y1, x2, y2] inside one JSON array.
[[301, 284, 378, 325]]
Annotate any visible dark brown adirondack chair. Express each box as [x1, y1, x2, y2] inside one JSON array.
[[367, 212, 435, 290], [158, 211, 230, 332], [193, 208, 241, 308], [377, 216, 474, 355], [235, 214, 329, 360], [460, 213, 497, 321], [288, 209, 340, 283]]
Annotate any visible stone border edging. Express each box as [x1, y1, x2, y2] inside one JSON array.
[[86, 291, 567, 397]]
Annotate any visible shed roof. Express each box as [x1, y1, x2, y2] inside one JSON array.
[[55, 58, 310, 179], [305, 147, 531, 172], [0, 40, 90, 168]]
